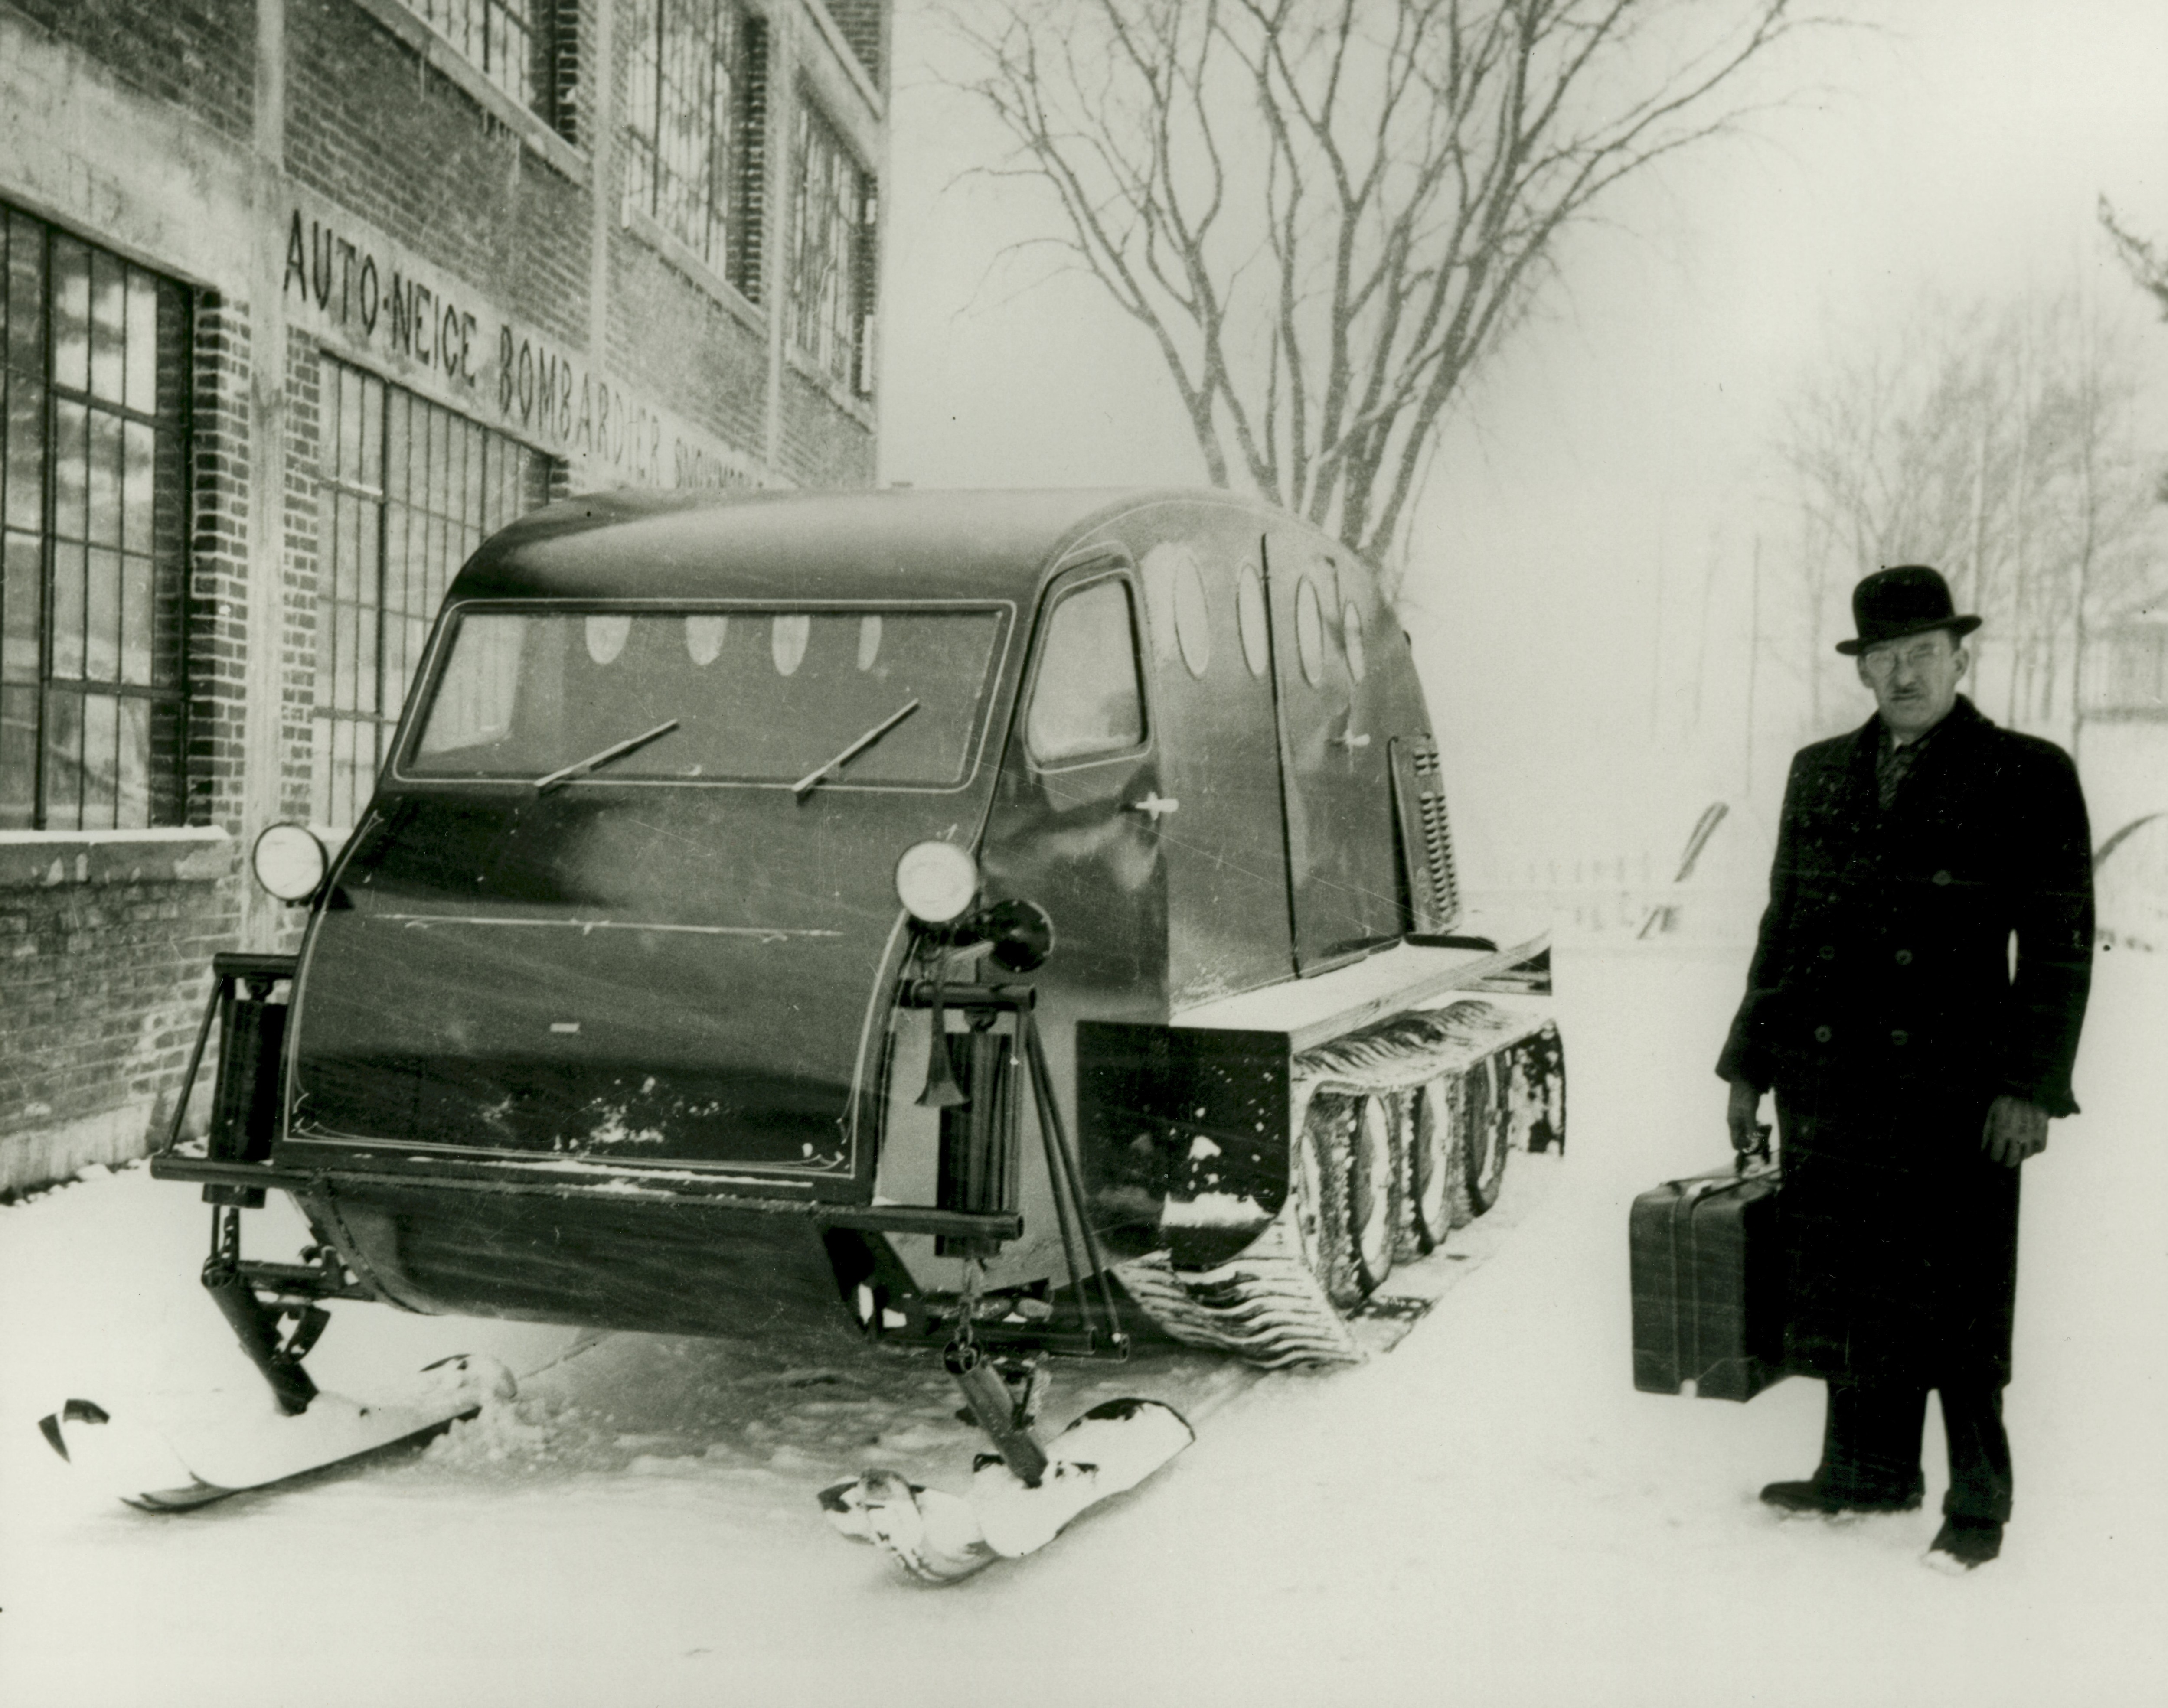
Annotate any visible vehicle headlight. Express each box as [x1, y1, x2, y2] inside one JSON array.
[[894, 840, 979, 925], [251, 822, 329, 903]]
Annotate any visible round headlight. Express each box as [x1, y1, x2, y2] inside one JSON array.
[[894, 840, 979, 925], [251, 822, 328, 903]]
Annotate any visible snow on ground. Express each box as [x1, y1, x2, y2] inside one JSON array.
[[3, 940, 2164, 1708]]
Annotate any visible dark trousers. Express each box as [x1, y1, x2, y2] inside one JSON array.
[[1817, 1378, 2013, 1522]]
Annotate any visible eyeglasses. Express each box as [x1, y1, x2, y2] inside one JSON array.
[[1859, 639, 1953, 680]]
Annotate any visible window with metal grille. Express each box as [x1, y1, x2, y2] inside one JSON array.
[[400, 1, 575, 139], [0, 208, 189, 831], [788, 96, 875, 395], [314, 361, 552, 827], [624, 0, 767, 294]]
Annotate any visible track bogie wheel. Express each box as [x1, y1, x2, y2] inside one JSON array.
[[1406, 1076, 1454, 1254], [1294, 1095, 1364, 1312], [1348, 1093, 1399, 1294], [1450, 1055, 1512, 1223]]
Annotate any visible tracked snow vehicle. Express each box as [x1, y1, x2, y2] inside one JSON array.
[[107, 488, 1561, 1572]]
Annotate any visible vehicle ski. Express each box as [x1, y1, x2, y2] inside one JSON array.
[[820, 1397, 1195, 1584], [36, 1355, 512, 1512], [79, 489, 1562, 1574]]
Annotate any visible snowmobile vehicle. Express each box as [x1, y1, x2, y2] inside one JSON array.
[[50, 488, 1563, 1578]]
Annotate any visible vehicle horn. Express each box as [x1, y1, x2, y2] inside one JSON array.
[[916, 956, 970, 1109]]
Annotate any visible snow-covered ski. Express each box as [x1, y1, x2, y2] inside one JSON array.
[[820, 1397, 1194, 1583], [37, 1354, 515, 1512]]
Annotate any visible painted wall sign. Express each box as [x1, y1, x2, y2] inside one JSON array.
[[281, 209, 756, 493]]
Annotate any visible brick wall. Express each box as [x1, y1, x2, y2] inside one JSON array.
[[821, 0, 885, 86], [606, 238, 771, 454], [0, 0, 884, 1194], [4, 0, 258, 146], [279, 332, 327, 828], [284, 0, 591, 350], [0, 283, 258, 1197], [0, 842, 235, 1197], [780, 363, 875, 488], [187, 296, 256, 835]]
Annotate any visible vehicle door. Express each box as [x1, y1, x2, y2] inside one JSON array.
[[978, 560, 1167, 1017], [1262, 527, 1402, 971], [1133, 519, 1293, 1007]]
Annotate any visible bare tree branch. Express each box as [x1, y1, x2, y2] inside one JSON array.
[[935, 0, 1831, 588]]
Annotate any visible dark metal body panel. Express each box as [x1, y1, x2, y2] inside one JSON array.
[[251, 488, 1459, 1336], [288, 787, 938, 1184], [300, 1180, 857, 1338], [1122, 503, 1296, 1009], [1259, 522, 1408, 971], [1075, 1022, 1291, 1264]]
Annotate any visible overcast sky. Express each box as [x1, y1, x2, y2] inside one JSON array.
[[875, 1, 2168, 881]]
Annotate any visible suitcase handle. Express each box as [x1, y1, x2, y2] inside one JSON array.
[[1736, 1122, 1773, 1177]]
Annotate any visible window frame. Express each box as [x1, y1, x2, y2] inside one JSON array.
[[312, 359, 556, 830], [1021, 569, 1152, 774], [787, 89, 876, 398], [390, 596, 1019, 796], [397, 0, 577, 141], [0, 207, 193, 833], [623, 0, 768, 299]]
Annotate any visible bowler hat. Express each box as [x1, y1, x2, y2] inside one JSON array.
[[1834, 565, 1982, 656]]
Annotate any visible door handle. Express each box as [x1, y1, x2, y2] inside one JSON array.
[[1124, 793, 1181, 820]]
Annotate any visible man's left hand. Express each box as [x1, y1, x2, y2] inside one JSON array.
[[1982, 1095, 2050, 1167]]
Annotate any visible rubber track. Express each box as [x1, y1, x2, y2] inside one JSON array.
[[1115, 1001, 1558, 1369]]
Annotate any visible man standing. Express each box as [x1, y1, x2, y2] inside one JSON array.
[[1719, 565, 2093, 1571]]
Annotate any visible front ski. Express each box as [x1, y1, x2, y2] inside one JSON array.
[[37, 1354, 514, 1511], [820, 1397, 1194, 1583]]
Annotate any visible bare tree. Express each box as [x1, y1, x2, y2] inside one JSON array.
[[936, 0, 1824, 585], [1777, 290, 2156, 743]]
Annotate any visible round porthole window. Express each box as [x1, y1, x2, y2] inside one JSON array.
[[1295, 577, 1326, 687], [857, 614, 883, 671], [771, 613, 810, 676], [1138, 546, 1180, 665], [1342, 601, 1367, 681], [685, 614, 727, 666], [1173, 554, 1212, 678], [584, 614, 630, 665], [1236, 563, 1269, 678]]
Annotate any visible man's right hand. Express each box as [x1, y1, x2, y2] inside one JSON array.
[[1726, 1078, 1764, 1155]]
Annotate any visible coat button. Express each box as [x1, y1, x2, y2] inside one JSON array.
[[1894, 949, 1913, 965], [1931, 869, 1952, 886], [1814, 1025, 1833, 1043], [1891, 1029, 1909, 1046]]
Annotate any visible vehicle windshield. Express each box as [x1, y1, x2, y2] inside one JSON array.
[[405, 607, 1007, 789]]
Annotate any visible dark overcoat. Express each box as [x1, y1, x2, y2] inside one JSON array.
[[1717, 696, 2093, 1387]]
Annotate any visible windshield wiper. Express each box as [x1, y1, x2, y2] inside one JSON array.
[[534, 719, 682, 794], [791, 700, 921, 800]]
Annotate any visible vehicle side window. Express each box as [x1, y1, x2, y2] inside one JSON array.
[[1026, 577, 1145, 765]]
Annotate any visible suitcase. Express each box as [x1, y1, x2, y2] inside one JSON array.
[[1629, 1145, 1786, 1402]]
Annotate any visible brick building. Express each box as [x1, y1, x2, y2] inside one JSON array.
[[0, 0, 888, 1193]]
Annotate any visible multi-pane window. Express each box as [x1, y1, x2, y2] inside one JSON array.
[[314, 361, 552, 827], [788, 96, 875, 395], [625, 0, 767, 294], [401, 1, 574, 139], [0, 208, 189, 831]]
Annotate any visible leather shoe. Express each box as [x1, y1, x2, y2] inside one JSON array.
[[1925, 1516, 2002, 1571], [1759, 1476, 1924, 1516]]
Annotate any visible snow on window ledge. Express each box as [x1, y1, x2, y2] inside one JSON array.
[[0, 826, 235, 889]]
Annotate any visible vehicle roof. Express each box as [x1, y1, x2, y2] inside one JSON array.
[[447, 486, 1282, 606]]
